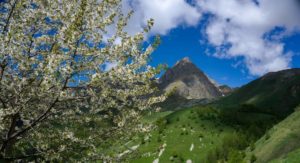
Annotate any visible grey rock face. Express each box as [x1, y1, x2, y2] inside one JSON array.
[[159, 57, 222, 99]]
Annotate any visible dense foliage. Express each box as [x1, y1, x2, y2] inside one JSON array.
[[0, 0, 164, 161]]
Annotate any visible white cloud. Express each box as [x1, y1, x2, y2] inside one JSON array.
[[123, 0, 202, 35], [102, 0, 201, 63], [197, 0, 300, 76], [118, 0, 300, 76]]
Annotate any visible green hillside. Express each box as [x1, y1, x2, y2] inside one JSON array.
[[125, 106, 266, 163], [132, 107, 232, 163], [245, 106, 300, 163], [122, 69, 300, 163], [126, 106, 300, 163], [216, 69, 300, 118], [271, 148, 300, 163]]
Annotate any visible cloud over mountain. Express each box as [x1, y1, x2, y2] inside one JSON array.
[[123, 0, 300, 76], [197, 0, 300, 76], [122, 0, 202, 35]]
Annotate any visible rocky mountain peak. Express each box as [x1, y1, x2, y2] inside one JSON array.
[[176, 57, 191, 65], [159, 57, 222, 100]]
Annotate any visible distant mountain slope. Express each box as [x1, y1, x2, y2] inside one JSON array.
[[128, 68, 300, 163], [246, 106, 300, 163], [218, 85, 234, 96], [159, 57, 222, 100], [216, 68, 300, 117]]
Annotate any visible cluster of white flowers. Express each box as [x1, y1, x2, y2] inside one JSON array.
[[0, 0, 165, 161]]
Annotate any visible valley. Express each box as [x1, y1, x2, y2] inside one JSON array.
[[121, 60, 300, 163]]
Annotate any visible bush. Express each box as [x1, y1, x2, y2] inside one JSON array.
[[172, 151, 178, 158], [227, 149, 244, 163], [265, 132, 270, 140], [199, 134, 204, 138], [156, 117, 169, 133], [206, 132, 249, 162], [157, 136, 162, 142], [250, 154, 257, 163], [206, 150, 217, 163], [158, 130, 163, 134]]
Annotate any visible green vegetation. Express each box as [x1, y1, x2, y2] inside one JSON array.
[[271, 148, 300, 163], [123, 105, 275, 163], [216, 69, 300, 118], [128, 106, 235, 162], [245, 106, 300, 163], [0, 0, 164, 161], [142, 111, 173, 124], [123, 70, 300, 162], [126, 104, 299, 163]]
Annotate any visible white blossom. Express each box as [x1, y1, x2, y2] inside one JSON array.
[[0, 0, 165, 161]]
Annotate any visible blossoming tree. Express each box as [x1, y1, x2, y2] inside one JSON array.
[[0, 0, 164, 161]]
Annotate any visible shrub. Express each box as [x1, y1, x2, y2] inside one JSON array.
[[265, 132, 270, 140], [250, 154, 257, 163], [227, 149, 244, 163], [157, 136, 162, 142], [206, 150, 217, 163]]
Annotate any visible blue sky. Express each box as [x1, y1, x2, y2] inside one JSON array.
[[149, 21, 300, 87], [149, 25, 253, 87], [123, 0, 300, 87]]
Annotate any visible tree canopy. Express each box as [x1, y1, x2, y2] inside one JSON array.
[[0, 0, 164, 161]]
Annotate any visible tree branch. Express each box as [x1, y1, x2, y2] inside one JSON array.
[[0, 34, 83, 157], [2, 0, 19, 34]]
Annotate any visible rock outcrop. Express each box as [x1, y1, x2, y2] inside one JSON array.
[[159, 57, 222, 100]]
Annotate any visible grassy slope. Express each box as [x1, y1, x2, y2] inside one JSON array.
[[125, 103, 298, 162], [216, 69, 300, 117], [126, 69, 300, 163], [246, 106, 300, 163], [129, 106, 235, 163], [271, 148, 300, 163]]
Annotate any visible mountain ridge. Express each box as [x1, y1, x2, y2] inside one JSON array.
[[158, 57, 222, 100], [216, 68, 300, 117], [129, 68, 300, 162]]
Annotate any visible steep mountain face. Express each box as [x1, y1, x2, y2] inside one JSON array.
[[216, 68, 300, 117], [159, 57, 222, 100]]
